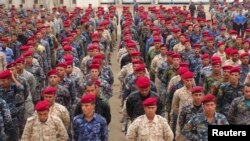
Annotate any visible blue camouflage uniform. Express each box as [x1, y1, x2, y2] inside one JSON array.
[[217, 82, 244, 117], [73, 113, 108, 141], [9, 41, 22, 59], [0, 98, 13, 141], [188, 54, 202, 84], [190, 33, 201, 45], [239, 64, 250, 83], [182, 112, 229, 141]]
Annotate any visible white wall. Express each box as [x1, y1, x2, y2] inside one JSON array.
[[77, 0, 100, 8]]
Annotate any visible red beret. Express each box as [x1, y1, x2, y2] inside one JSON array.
[[65, 61, 73, 65], [229, 66, 241, 73], [191, 86, 203, 93], [89, 64, 100, 70], [243, 40, 249, 44], [206, 37, 214, 41], [92, 59, 102, 65], [230, 49, 239, 55], [166, 51, 175, 56], [220, 27, 227, 31], [35, 100, 49, 111], [236, 35, 243, 39], [127, 42, 137, 48], [246, 28, 250, 33], [64, 23, 70, 27], [172, 53, 181, 59], [0, 70, 12, 79], [92, 80, 101, 87], [217, 42, 225, 47], [15, 57, 25, 64], [211, 56, 221, 62], [132, 59, 143, 65], [177, 67, 189, 75], [193, 44, 200, 48], [181, 71, 194, 79], [42, 87, 57, 95], [201, 94, 216, 103], [240, 52, 249, 58], [211, 60, 221, 66], [222, 65, 233, 70], [172, 28, 180, 33], [135, 76, 150, 88], [134, 64, 146, 72], [180, 62, 189, 68], [23, 51, 33, 57], [94, 53, 105, 59], [7, 62, 16, 69], [91, 33, 100, 38], [143, 97, 157, 106], [47, 69, 58, 76], [229, 30, 237, 34], [153, 37, 161, 42], [20, 45, 30, 51], [64, 55, 74, 62], [130, 51, 141, 57], [0, 37, 8, 42], [225, 47, 233, 55], [56, 63, 67, 68], [184, 39, 190, 44], [87, 45, 95, 51], [63, 45, 73, 51], [81, 94, 96, 103]]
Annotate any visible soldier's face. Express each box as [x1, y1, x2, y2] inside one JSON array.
[[25, 56, 33, 64], [172, 58, 180, 68], [207, 41, 214, 47], [136, 71, 146, 77], [48, 75, 59, 86], [93, 49, 100, 56], [37, 110, 49, 122], [160, 47, 167, 55], [241, 57, 249, 65], [138, 87, 150, 96], [219, 45, 225, 51], [230, 72, 240, 83], [88, 50, 94, 56], [232, 54, 239, 61], [16, 63, 25, 71], [183, 78, 193, 88], [212, 65, 221, 73], [43, 94, 56, 106], [66, 65, 73, 74], [56, 67, 65, 77], [243, 86, 250, 99], [144, 105, 157, 118], [192, 93, 203, 104], [85, 85, 97, 95], [243, 43, 249, 49], [0, 78, 11, 88], [203, 102, 216, 115], [90, 69, 99, 79], [223, 70, 230, 79], [81, 103, 95, 116], [194, 48, 200, 54]]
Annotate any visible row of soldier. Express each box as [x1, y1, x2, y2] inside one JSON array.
[[117, 3, 250, 141], [0, 3, 118, 141]]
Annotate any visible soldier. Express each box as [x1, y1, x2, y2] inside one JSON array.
[[225, 30, 237, 48], [151, 44, 167, 91], [74, 81, 111, 125], [120, 41, 137, 69], [201, 37, 217, 56], [203, 60, 222, 94], [180, 39, 193, 62], [182, 94, 229, 140], [217, 66, 244, 118], [239, 52, 250, 83], [47, 69, 71, 111], [9, 33, 22, 59], [173, 34, 186, 53], [178, 86, 204, 140], [80, 46, 94, 77], [0, 37, 14, 64], [170, 71, 194, 140], [15, 57, 37, 104], [190, 25, 201, 46], [0, 51, 7, 71], [224, 49, 241, 66], [157, 51, 174, 83], [126, 97, 174, 141], [187, 44, 202, 84], [126, 76, 164, 121], [21, 100, 68, 141], [0, 70, 24, 141], [239, 40, 250, 54], [214, 27, 228, 46], [228, 83, 250, 124], [0, 98, 13, 141], [42, 87, 70, 130], [73, 94, 108, 141], [168, 28, 180, 51], [213, 42, 226, 63], [189, 2, 196, 17]]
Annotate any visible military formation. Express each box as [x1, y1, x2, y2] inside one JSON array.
[[0, 0, 250, 141]]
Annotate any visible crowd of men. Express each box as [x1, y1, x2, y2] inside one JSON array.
[[0, 0, 250, 141]]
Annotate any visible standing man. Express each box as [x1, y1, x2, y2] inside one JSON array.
[[182, 94, 229, 141], [73, 94, 108, 141], [0, 98, 13, 141], [228, 83, 250, 125], [126, 97, 174, 141], [21, 100, 68, 141]]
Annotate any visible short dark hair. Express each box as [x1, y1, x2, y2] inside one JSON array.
[[244, 83, 250, 88]]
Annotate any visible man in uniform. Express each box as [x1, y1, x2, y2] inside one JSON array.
[[228, 82, 250, 124], [217, 66, 244, 118], [126, 97, 174, 141], [42, 87, 70, 130], [21, 100, 68, 141], [182, 94, 229, 140], [239, 52, 250, 83], [73, 94, 108, 141], [224, 49, 241, 66], [178, 86, 203, 140], [126, 76, 164, 121], [0, 98, 13, 141]]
